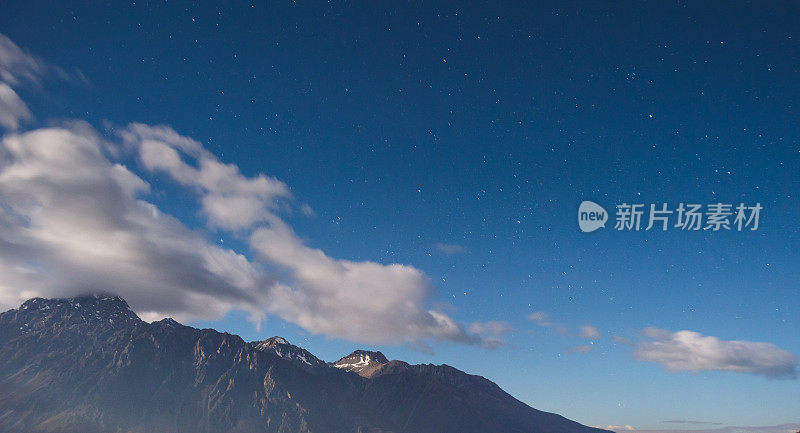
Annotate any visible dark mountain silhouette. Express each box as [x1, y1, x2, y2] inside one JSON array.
[[0, 295, 611, 433]]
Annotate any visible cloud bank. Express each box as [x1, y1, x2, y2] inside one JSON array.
[[0, 33, 498, 349], [0, 124, 270, 323], [634, 328, 797, 379]]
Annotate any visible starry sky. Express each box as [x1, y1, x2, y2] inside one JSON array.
[[1, 1, 799, 431]]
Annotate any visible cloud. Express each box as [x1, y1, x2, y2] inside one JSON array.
[[527, 311, 549, 322], [0, 34, 38, 131], [526, 311, 569, 335], [0, 34, 46, 86], [469, 320, 513, 349], [568, 344, 594, 353], [469, 320, 512, 336], [581, 324, 600, 339], [613, 335, 634, 346], [434, 243, 466, 255], [0, 33, 84, 87], [0, 83, 31, 130], [604, 424, 800, 433], [634, 328, 797, 379], [597, 426, 635, 432], [0, 119, 490, 348], [300, 203, 314, 217], [663, 421, 722, 425], [119, 122, 487, 347], [120, 123, 291, 231], [249, 216, 479, 345], [0, 33, 86, 132], [0, 33, 526, 350], [0, 123, 271, 323]]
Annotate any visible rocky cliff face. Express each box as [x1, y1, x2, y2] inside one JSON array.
[[0, 295, 609, 433]]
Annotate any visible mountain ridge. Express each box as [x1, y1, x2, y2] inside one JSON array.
[[0, 294, 611, 433]]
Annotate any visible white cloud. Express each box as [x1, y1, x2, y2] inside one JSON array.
[[0, 120, 492, 348], [0, 123, 271, 323], [0, 34, 46, 86], [0, 34, 39, 131], [469, 320, 512, 336], [434, 242, 466, 255], [581, 324, 600, 339], [634, 328, 797, 379], [469, 320, 513, 349], [120, 123, 291, 230], [249, 216, 478, 345], [0, 83, 31, 130], [121, 124, 489, 347]]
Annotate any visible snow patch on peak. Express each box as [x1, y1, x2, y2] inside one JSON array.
[[333, 350, 390, 377], [250, 337, 324, 368]]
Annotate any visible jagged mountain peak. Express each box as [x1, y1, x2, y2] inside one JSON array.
[[152, 317, 184, 328], [255, 335, 290, 347], [9, 293, 140, 334], [333, 349, 389, 377], [339, 349, 389, 364], [0, 295, 610, 433], [21, 293, 130, 310], [250, 335, 325, 368]]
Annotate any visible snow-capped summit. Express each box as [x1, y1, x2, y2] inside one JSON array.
[[333, 350, 389, 377], [250, 336, 325, 369]]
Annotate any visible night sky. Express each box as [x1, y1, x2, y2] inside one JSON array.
[[1, 1, 798, 431]]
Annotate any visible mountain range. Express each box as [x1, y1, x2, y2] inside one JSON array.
[[0, 294, 611, 433]]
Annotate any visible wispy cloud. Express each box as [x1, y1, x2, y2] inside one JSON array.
[[0, 34, 47, 86], [0, 82, 31, 130], [595, 425, 635, 432], [434, 243, 466, 255], [581, 324, 601, 339], [120, 124, 291, 231], [613, 336, 634, 346], [568, 344, 594, 353], [300, 203, 314, 217], [527, 311, 600, 340], [0, 35, 41, 130], [469, 320, 513, 349], [634, 328, 797, 379], [663, 421, 722, 425]]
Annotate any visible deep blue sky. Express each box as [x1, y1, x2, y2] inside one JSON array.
[[2, 1, 799, 430]]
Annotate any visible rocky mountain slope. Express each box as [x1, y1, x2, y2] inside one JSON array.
[[0, 295, 610, 433]]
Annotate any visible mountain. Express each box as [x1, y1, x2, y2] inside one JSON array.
[[333, 350, 389, 378], [251, 336, 327, 371], [0, 295, 610, 433]]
